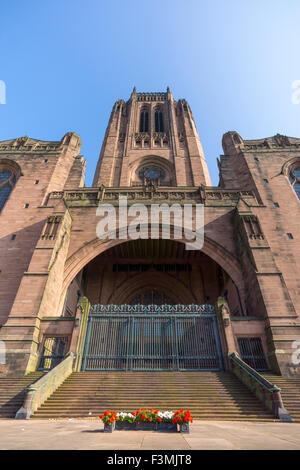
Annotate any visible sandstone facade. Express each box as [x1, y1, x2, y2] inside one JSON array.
[[0, 89, 299, 377]]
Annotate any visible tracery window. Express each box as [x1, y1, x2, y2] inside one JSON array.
[[289, 166, 300, 199], [130, 289, 175, 305], [138, 165, 166, 184], [154, 109, 164, 132], [0, 169, 17, 212], [139, 108, 149, 132]]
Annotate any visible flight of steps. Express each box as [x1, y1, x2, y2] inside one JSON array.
[[0, 372, 44, 418], [32, 371, 276, 421], [263, 373, 300, 423]]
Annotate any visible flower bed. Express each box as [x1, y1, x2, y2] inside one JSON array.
[[99, 409, 193, 433]]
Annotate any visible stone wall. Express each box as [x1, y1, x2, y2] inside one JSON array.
[[0, 94, 299, 377]]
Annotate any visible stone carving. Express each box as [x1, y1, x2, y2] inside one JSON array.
[[90, 304, 216, 315], [49, 191, 64, 199], [0, 138, 61, 153], [136, 92, 167, 102], [243, 134, 300, 151], [274, 134, 290, 147], [48, 188, 256, 206]]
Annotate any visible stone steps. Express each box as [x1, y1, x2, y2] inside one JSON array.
[[32, 371, 276, 421], [1, 370, 299, 422], [263, 373, 300, 422], [0, 372, 44, 419]]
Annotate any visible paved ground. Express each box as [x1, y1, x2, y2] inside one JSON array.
[[0, 419, 300, 450]]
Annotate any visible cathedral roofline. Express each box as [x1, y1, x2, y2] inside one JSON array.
[[130, 87, 171, 102], [0, 132, 81, 152], [222, 131, 300, 153]]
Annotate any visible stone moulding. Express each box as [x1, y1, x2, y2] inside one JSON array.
[[47, 187, 258, 207]]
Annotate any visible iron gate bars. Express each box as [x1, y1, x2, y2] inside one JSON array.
[[82, 305, 224, 371], [38, 336, 69, 371], [237, 337, 268, 371]]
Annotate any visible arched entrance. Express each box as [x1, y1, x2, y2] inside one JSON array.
[[61, 238, 246, 372]]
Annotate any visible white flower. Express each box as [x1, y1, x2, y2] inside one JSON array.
[[157, 410, 174, 419], [114, 409, 176, 422]]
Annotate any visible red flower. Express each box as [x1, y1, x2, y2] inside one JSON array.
[[100, 407, 193, 427]]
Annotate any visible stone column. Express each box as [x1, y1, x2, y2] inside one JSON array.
[[216, 297, 237, 369]]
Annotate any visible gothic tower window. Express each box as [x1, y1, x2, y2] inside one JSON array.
[[138, 165, 166, 185], [154, 108, 164, 132], [0, 168, 17, 212], [289, 166, 300, 199], [139, 108, 149, 132]]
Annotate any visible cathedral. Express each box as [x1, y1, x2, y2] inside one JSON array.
[[0, 88, 300, 420]]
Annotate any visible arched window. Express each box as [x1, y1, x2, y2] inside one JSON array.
[[155, 109, 164, 132], [138, 165, 166, 184], [139, 108, 149, 132], [289, 166, 300, 199], [130, 289, 175, 305], [0, 168, 16, 212]]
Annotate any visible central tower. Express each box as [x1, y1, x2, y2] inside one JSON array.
[[93, 87, 211, 187]]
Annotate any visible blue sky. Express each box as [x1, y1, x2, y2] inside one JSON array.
[[0, 0, 299, 186]]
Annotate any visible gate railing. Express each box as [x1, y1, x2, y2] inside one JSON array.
[[237, 337, 268, 371], [229, 352, 292, 422], [82, 304, 223, 372], [89, 303, 216, 315]]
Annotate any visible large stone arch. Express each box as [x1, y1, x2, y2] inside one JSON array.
[[62, 225, 246, 306]]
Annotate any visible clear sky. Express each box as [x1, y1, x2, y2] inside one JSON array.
[[0, 0, 300, 186]]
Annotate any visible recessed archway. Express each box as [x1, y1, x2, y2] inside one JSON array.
[[61, 236, 246, 320], [62, 231, 246, 303]]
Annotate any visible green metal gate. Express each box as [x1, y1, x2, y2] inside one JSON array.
[[81, 304, 224, 371]]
